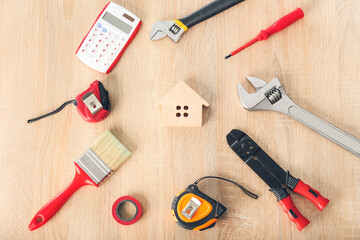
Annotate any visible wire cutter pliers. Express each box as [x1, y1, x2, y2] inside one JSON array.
[[227, 129, 330, 231]]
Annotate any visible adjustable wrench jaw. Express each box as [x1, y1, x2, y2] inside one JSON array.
[[237, 77, 295, 114], [150, 21, 186, 43]]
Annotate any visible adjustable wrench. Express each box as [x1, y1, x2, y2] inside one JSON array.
[[237, 76, 360, 157], [150, 0, 245, 43]]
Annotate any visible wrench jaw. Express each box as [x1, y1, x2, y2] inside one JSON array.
[[237, 83, 266, 110], [237, 77, 295, 114], [150, 21, 185, 42], [246, 76, 267, 91]]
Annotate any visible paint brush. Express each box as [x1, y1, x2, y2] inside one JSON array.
[[28, 130, 131, 231]]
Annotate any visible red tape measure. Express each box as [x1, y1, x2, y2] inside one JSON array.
[[112, 196, 142, 225]]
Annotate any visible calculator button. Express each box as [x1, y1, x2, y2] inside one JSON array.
[[105, 57, 113, 62], [95, 58, 101, 63], [96, 23, 102, 28], [101, 49, 107, 54], [90, 49, 97, 54], [102, 28, 107, 33], [103, 62, 110, 67], [81, 48, 87, 53], [105, 43, 111, 48], [114, 44, 121, 50]]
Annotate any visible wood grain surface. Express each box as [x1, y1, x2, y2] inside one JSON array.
[[1, 0, 359, 239]]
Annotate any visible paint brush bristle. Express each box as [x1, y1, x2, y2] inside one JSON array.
[[91, 131, 131, 171]]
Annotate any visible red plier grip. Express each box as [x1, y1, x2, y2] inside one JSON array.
[[278, 195, 310, 231], [293, 180, 330, 211]]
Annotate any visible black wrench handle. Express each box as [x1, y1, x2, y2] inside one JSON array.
[[179, 0, 245, 29]]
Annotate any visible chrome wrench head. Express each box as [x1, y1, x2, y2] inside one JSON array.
[[150, 21, 185, 43], [237, 76, 294, 113]]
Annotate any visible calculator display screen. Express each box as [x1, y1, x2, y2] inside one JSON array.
[[102, 12, 132, 34]]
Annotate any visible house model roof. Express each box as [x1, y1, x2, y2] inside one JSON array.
[[158, 81, 209, 107]]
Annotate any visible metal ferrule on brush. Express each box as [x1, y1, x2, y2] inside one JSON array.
[[75, 148, 112, 185]]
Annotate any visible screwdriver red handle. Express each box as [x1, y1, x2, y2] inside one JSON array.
[[258, 8, 304, 41], [293, 179, 330, 211], [225, 7, 304, 59]]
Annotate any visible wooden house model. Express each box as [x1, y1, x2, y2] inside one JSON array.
[[157, 81, 209, 127]]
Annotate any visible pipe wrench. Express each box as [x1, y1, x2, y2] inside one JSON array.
[[150, 0, 245, 43], [237, 76, 360, 157]]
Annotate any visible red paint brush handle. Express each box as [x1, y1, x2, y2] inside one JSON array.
[[28, 164, 97, 231], [258, 8, 304, 40], [278, 195, 310, 231], [293, 179, 329, 211]]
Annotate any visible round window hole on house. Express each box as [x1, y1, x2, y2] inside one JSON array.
[[184, 113, 188, 117], [176, 106, 181, 110], [176, 113, 181, 117], [184, 106, 189, 110]]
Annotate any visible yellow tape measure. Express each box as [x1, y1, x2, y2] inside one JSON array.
[[171, 176, 258, 231]]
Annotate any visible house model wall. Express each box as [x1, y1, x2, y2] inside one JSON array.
[[158, 81, 209, 127]]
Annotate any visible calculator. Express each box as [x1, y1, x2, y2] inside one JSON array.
[[76, 2, 141, 73]]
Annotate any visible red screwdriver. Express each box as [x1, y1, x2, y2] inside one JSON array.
[[225, 8, 304, 59]]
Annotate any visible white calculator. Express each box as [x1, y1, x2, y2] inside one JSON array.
[[76, 2, 141, 73]]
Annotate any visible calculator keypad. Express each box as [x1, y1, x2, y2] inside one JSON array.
[[78, 22, 127, 71]]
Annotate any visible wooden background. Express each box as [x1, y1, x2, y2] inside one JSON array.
[[1, 0, 359, 239]]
